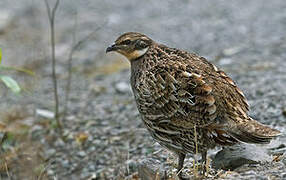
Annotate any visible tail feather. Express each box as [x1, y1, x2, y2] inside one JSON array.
[[228, 118, 281, 144]]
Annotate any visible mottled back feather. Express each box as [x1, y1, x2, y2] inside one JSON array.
[[130, 43, 280, 153]]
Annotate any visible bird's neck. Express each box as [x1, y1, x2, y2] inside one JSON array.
[[130, 44, 163, 70], [130, 44, 160, 89]]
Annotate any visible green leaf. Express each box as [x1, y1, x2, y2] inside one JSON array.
[[0, 65, 35, 76], [0, 48, 2, 64], [0, 75, 21, 93]]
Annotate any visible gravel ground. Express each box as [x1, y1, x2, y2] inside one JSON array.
[[0, 0, 285, 179]]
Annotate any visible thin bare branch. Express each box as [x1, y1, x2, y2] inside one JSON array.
[[62, 24, 103, 120], [44, 0, 51, 20], [44, 0, 59, 20], [44, 0, 62, 130], [51, 0, 60, 18], [62, 10, 78, 120]]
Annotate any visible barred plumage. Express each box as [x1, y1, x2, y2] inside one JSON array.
[[106, 32, 281, 177]]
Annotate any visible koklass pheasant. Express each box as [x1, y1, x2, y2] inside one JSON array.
[[106, 32, 280, 176]]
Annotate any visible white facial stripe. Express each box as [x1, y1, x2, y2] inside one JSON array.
[[135, 47, 149, 57], [110, 47, 149, 61]]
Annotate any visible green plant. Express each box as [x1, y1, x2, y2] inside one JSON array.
[[0, 48, 34, 93]]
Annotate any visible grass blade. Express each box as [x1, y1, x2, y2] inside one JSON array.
[[0, 75, 21, 93]]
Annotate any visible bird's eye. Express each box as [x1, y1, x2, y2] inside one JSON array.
[[135, 40, 148, 49], [122, 39, 131, 45]]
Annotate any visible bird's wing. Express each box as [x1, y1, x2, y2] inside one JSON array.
[[135, 59, 219, 128], [194, 57, 281, 144], [135, 54, 280, 145]]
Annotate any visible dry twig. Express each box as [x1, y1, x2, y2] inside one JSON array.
[[62, 24, 102, 121], [44, 0, 62, 130]]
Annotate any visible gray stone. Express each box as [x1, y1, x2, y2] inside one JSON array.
[[55, 139, 65, 147], [45, 148, 56, 158], [137, 158, 167, 180], [77, 151, 87, 157], [114, 82, 131, 93], [62, 159, 70, 168], [213, 143, 271, 170]]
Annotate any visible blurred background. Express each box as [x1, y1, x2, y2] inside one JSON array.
[[0, 0, 285, 179]]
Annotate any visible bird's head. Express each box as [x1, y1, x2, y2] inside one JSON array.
[[106, 32, 153, 61]]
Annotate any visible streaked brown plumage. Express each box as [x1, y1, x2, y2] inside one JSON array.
[[106, 32, 281, 177]]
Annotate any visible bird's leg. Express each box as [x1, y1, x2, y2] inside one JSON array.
[[201, 151, 207, 176], [177, 153, 186, 177]]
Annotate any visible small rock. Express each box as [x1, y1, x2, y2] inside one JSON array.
[[213, 143, 271, 170], [114, 82, 131, 93], [137, 158, 167, 180], [126, 159, 137, 172], [65, 115, 76, 121], [30, 124, 43, 132], [47, 169, 54, 176], [45, 149, 56, 157], [62, 159, 70, 168], [80, 169, 90, 179], [55, 139, 65, 147], [87, 173, 97, 180], [88, 146, 96, 153], [88, 164, 96, 171], [35, 109, 55, 119], [77, 151, 87, 157]]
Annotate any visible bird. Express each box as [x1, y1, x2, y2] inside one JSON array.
[[106, 32, 281, 177]]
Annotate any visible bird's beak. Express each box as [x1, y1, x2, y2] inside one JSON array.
[[106, 43, 117, 53]]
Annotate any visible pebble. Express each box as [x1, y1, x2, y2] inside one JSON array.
[[114, 82, 131, 93], [137, 158, 166, 179], [30, 124, 43, 132], [62, 159, 70, 168], [88, 164, 96, 171], [55, 139, 65, 147], [88, 146, 96, 153], [35, 109, 55, 119], [45, 148, 56, 157], [47, 169, 54, 176], [77, 151, 87, 157]]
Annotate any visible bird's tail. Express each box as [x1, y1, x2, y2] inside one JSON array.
[[228, 118, 281, 144]]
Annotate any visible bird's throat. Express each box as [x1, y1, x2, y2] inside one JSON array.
[[127, 47, 149, 61]]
